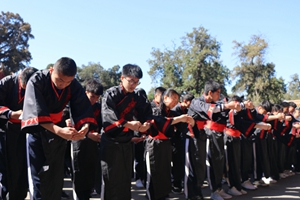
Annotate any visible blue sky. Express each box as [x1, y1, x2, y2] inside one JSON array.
[[2, 0, 300, 94]]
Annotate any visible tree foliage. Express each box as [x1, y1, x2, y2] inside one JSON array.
[[77, 62, 121, 91], [0, 11, 33, 75], [231, 35, 286, 105], [148, 26, 230, 96], [284, 73, 300, 100]]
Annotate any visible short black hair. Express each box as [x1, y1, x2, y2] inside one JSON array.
[[182, 93, 194, 101], [154, 86, 166, 95], [230, 95, 244, 103], [280, 101, 290, 108], [289, 101, 297, 108], [20, 67, 38, 86], [122, 64, 143, 79], [204, 79, 222, 95], [259, 100, 273, 112], [272, 104, 283, 112], [85, 79, 103, 96], [53, 57, 77, 77]]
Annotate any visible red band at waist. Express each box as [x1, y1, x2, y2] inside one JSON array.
[[205, 120, 226, 132]]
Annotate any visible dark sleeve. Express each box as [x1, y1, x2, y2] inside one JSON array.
[[101, 88, 127, 134], [0, 76, 14, 126], [21, 73, 52, 133], [69, 81, 98, 131], [147, 115, 173, 137], [135, 88, 153, 123], [188, 97, 218, 121]]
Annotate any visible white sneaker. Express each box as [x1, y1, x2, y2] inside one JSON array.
[[240, 189, 247, 194], [241, 180, 257, 190], [135, 179, 144, 188], [261, 177, 271, 185], [211, 191, 224, 200], [218, 189, 232, 199], [227, 187, 242, 196]]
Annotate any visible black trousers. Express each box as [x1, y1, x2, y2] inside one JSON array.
[[224, 135, 242, 191], [100, 134, 133, 200], [0, 130, 8, 200], [254, 137, 271, 180], [240, 137, 254, 182], [72, 138, 98, 200], [27, 131, 66, 200], [145, 138, 172, 200], [277, 140, 286, 173], [206, 129, 225, 192], [267, 136, 279, 180], [184, 129, 206, 198], [171, 135, 185, 189]]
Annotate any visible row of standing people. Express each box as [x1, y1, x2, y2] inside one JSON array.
[[1, 57, 300, 200]]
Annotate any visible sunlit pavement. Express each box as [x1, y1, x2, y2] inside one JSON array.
[[26, 173, 300, 199]]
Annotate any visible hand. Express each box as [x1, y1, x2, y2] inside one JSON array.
[[285, 115, 292, 121], [10, 110, 22, 119], [276, 113, 285, 120], [234, 102, 241, 112], [65, 119, 72, 127], [256, 122, 272, 130], [138, 122, 151, 132], [126, 121, 142, 131], [131, 135, 146, 143], [244, 100, 254, 109], [57, 127, 79, 140], [87, 132, 101, 142]]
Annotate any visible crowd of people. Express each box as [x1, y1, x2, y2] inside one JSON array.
[[0, 57, 300, 200]]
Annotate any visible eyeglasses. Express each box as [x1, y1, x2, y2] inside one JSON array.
[[125, 77, 140, 85]]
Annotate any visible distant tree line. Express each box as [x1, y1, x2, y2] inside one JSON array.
[[1, 11, 300, 104]]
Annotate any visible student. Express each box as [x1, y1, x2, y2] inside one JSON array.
[[151, 87, 166, 115], [100, 64, 152, 200], [224, 96, 271, 196], [21, 57, 97, 200], [71, 79, 103, 200], [186, 80, 240, 200], [0, 67, 38, 200], [145, 88, 195, 200], [171, 93, 194, 194]]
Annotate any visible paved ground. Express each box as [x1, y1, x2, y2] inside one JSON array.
[[26, 173, 300, 199]]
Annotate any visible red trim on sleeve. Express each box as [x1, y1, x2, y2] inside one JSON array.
[[8, 118, 21, 123], [75, 117, 98, 130], [104, 119, 126, 132], [0, 107, 9, 112]]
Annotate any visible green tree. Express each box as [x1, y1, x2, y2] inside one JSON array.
[[284, 74, 300, 100], [148, 26, 230, 96], [231, 35, 286, 104], [77, 62, 121, 91], [0, 11, 33, 75]]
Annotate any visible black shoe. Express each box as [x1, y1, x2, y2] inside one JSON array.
[[61, 191, 70, 199], [172, 186, 183, 194], [186, 195, 204, 200]]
